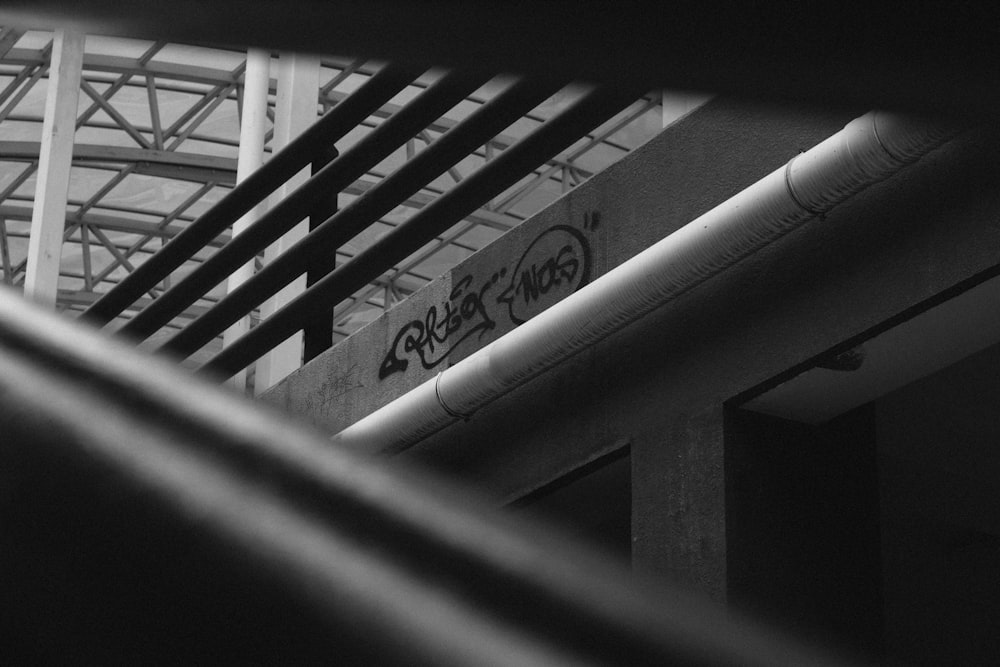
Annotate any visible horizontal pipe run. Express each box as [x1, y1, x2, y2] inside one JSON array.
[[80, 62, 423, 325], [203, 84, 643, 377], [0, 288, 847, 665], [330, 112, 959, 455], [160, 76, 564, 359], [119, 69, 491, 340]]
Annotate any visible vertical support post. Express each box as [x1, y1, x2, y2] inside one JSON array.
[[254, 52, 320, 395], [223, 48, 270, 392], [24, 29, 83, 308], [0, 217, 11, 285], [632, 404, 728, 602], [303, 142, 339, 363]]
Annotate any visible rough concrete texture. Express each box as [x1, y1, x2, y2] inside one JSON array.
[[262, 97, 855, 433], [261, 97, 867, 599], [404, 123, 1000, 601], [877, 343, 1000, 665]]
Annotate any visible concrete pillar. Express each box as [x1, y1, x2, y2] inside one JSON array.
[[223, 48, 270, 391], [24, 29, 83, 307], [254, 52, 320, 395], [631, 404, 727, 601]]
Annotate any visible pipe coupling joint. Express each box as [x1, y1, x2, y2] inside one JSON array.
[[435, 372, 473, 421]]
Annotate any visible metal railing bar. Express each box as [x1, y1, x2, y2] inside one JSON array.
[[160, 75, 563, 359], [119, 68, 490, 341], [0, 288, 846, 665], [203, 84, 640, 376], [81, 62, 423, 325]]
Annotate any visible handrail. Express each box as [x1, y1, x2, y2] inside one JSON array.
[[118, 68, 492, 341], [0, 287, 850, 665], [80, 61, 423, 325], [158, 75, 564, 359], [204, 82, 643, 377]]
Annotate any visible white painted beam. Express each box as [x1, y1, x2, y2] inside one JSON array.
[[224, 48, 270, 391], [254, 52, 320, 395], [24, 29, 84, 308]]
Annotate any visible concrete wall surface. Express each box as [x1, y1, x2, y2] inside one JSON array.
[[262, 98, 856, 435], [259, 100, 1000, 659], [400, 123, 1000, 603]]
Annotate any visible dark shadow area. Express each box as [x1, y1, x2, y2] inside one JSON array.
[[726, 405, 883, 661], [510, 446, 631, 562]]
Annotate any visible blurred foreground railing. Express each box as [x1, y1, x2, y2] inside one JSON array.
[[0, 288, 850, 665]]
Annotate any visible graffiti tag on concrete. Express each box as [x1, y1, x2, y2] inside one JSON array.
[[379, 223, 592, 380]]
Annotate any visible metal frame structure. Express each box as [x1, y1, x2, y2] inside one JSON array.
[[0, 28, 666, 363]]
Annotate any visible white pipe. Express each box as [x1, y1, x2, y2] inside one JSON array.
[[331, 112, 957, 455]]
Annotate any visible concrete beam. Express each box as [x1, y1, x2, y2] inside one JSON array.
[[409, 124, 1000, 601], [261, 100, 856, 526]]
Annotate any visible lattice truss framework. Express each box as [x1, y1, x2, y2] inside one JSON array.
[[0, 27, 672, 348]]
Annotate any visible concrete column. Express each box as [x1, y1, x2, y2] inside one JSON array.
[[631, 404, 727, 601], [24, 29, 83, 308], [223, 48, 270, 391], [254, 52, 320, 395]]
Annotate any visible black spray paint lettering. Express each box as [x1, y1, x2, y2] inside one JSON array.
[[496, 224, 591, 324], [378, 274, 498, 379], [379, 219, 594, 380]]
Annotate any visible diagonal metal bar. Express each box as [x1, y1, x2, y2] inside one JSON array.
[[331, 283, 393, 327], [0, 27, 24, 59], [204, 82, 641, 376], [565, 95, 660, 161], [162, 81, 229, 138], [164, 81, 238, 152], [344, 175, 522, 232], [76, 74, 130, 128], [82, 62, 423, 325], [90, 181, 217, 287], [162, 59, 247, 149], [320, 57, 363, 97], [146, 74, 164, 149], [89, 226, 142, 284], [0, 217, 10, 285], [0, 65, 32, 109], [80, 79, 153, 149], [16, 70, 191, 282], [0, 162, 37, 201], [136, 39, 166, 66], [418, 129, 464, 184], [0, 59, 49, 124], [80, 223, 93, 290], [85, 230, 160, 299], [122, 68, 491, 342], [50, 76, 235, 281], [168, 75, 564, 361], [4, 160, 65, 284], [328, 273, 421, 333], [327, 87, 613, 161], [388, 219, 478, 282], [477, 95, 659, 215], [490, 97, 653, 215]]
